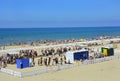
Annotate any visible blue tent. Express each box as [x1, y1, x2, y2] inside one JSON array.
[[16, 58, 30, 69], [66, 50, 89, 63], [74, 51, 89, 60]]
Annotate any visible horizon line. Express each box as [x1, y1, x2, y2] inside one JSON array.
[[0, 26, 120, 28]]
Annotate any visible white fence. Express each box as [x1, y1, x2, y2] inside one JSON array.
[[1, 55, 120, 78], [21, 55, 120, 78], [0, 68, 22, 78], [82, 55, 120, 65]]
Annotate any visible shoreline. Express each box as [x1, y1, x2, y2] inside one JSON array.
[[0, 35, 119, 47], [0, 36, 120, 53]]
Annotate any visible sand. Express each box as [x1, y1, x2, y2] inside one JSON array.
[[1, 59, 120, 81], [0, 39, 120, 81]]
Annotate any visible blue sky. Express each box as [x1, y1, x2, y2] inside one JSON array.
[[0, 0, 120, 28]]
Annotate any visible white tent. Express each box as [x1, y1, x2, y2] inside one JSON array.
[[66, 51, 74, 63], [4, 51, 19, 55], [66, 49, 88, 64]]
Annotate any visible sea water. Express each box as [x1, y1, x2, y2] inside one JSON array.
[[0, 27, 120, 45]]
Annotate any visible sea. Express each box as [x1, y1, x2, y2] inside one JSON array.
[[0, 27, 120, 46]]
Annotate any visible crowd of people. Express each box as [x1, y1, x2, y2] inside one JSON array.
[[41, 45, 84, 56], [0, 36, 120, 69], [37, 55, 66, 66], [0, 36, 117, 47], [0, 44, 87, 68], [0, 50, 38, 68]]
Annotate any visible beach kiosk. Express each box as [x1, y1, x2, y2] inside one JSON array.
[[66, 49, 89, 63], [16, 58, 30, 69], [101, 47, 114, 56]]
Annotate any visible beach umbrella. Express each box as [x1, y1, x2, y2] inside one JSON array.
[[80, 39, 84, 42]]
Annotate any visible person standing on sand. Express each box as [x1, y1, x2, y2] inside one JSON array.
[[40, 57, 43, 65], [48, 57, 51, 66], [38, 59, 40, 66], [64, 55, 66, 64], [44, 57, 47, 66], [55, 57, 58, 65], [32, 55, 35, 66], [60, 57, 63, 65], [52, 58, 55, 66]]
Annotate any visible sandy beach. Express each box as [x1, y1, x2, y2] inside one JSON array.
[[1, 0, 120, 80], [0, 38, 120, 81], [1, 59, 120, 81]]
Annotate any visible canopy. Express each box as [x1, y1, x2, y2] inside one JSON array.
[[4, 51, 19, 55]]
